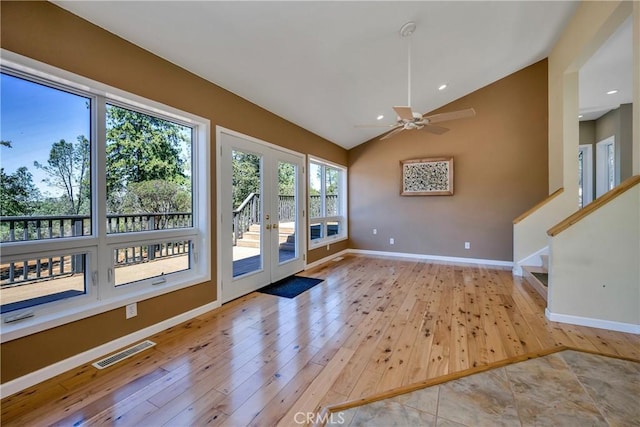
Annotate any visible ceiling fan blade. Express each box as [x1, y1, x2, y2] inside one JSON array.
[[354, 124, 397, 128], [393, 106, 415, 121], [422, 124, 450, 135], [424, 108, 476, 124], [380, 126, 406, 140]]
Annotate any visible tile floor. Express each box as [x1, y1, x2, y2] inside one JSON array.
[[328, 350, 640, 426]]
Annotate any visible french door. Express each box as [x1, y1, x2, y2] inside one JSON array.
[[219, 129, 305, 302]]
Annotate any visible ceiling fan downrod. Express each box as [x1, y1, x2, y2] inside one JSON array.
[[400, 22, 416, 108]]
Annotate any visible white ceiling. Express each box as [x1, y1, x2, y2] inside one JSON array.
[[53, 1, 582, 149], [579, 16, 633, 121]]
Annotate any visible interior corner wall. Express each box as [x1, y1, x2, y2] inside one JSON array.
[[548, 0, 633, 193], [594, 105, 634, 185], [348, 60, 548, 262], [618, 103, 634, 181], [0, 1, 347, 383], [580, 103, 634, 196]]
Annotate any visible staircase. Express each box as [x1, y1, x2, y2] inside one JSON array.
[[514, 175, 640, 333], [521, 252, 548, 301], [235, 223, 296, 250]]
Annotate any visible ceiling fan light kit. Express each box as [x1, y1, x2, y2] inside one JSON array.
[[358, 21, 476, 141]]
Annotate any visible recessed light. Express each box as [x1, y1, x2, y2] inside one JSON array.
[[376, 115, 384, 121], [438, 84, 448, 91], [606, 90, 618, 95], [578, 115, 583, 118]]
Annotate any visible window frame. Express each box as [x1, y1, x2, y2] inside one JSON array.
[[307, 156, 348, 248], [0, 51, 211, 342]]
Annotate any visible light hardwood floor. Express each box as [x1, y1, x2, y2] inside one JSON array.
[[2, 254, 639, 426]]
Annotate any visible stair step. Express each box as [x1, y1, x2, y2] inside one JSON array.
[[248, 224, 295, 232], [236, 231, 295, 248], [236, 240, 260, 248], [522, 266, 548, 301]]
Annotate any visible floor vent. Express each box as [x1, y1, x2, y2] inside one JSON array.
[[92, 340, 156, 370], [332, 256, 344, 262]]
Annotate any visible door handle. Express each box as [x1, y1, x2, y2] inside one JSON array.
[[272, 223, 278, 230], [266, 224, 271, 230]]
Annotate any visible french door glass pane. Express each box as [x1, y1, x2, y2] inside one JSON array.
[[232, 150, 262, 277], [278, 161, 297, 263]]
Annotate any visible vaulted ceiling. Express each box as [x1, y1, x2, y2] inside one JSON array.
[[54, 1, 589, 149]]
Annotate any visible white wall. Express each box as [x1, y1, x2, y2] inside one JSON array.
[[548, 184, 640, 332]]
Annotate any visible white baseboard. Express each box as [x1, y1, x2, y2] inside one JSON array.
[[546, 308, 640, 334], [348, 249, 513, 268], [514, 246, 549, 276], [0, 300, 220, 399], [304, 249, 350, 270]]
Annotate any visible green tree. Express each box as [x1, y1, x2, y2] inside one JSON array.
[[121, 180, 191, 215], [1, 140, 42, 216], [106, 105, 188, 211], [0, 166, 41, 216], [232, 151, 260, 208], [33, 136, 90, 215], [278, 163, 295, 196]]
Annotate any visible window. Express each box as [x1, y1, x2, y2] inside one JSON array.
[[595, 137, 615, 198], [308, 158, 347, 246], [578, 144, 593, 208], [0, 56, 209, 337]]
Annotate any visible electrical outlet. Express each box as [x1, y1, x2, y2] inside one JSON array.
[[465, 242, 471, 249], [326, 244, 330, 251], [389, 238, 394, 245], [126, 303, 137, 319], [373, 228, 377, 235]]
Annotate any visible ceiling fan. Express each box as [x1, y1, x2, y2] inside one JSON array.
[[357, 22, 476, 140]]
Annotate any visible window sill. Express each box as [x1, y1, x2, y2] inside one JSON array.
[[308, 235, 348, 249], [0, 272, 211, 343]]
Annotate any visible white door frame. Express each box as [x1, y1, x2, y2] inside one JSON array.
[[595, 136, 615, 198], [578, 144, 593, 207], [216, 126, 306, 303]]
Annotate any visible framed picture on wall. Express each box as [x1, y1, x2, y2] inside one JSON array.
[[401, 157, 454, 196]]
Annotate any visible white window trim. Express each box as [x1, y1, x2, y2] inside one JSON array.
[[595, 136, 615, 198], [0, 50, 211, 343], [578, 144, 593, 207], [308, 156, 348, 248]]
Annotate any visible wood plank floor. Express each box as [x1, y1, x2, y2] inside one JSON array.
[[2, 254, 639, 426]]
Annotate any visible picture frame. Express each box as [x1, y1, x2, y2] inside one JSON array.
[[400, 157, 454, 196]]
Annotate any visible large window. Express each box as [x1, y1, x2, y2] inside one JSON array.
[[0, 57, 209, 337], [308, 158, 347, 246]]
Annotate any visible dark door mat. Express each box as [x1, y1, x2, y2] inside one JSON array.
[[258, 275, 324, 298], [532, 272, 549, 287]]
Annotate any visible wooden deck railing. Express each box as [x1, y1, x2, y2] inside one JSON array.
[[547, 175, 640, 237], [0, 212, 192, 287], [231, 194, 339, 245]]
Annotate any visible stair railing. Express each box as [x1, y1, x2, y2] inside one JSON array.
[[232, 193, 260, 245]]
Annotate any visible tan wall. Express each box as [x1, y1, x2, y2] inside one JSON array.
[[0, 1, 347, 383], [348, 60, 548, 262]]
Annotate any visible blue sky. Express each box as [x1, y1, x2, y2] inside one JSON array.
[[1, 72, 90, 195]]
